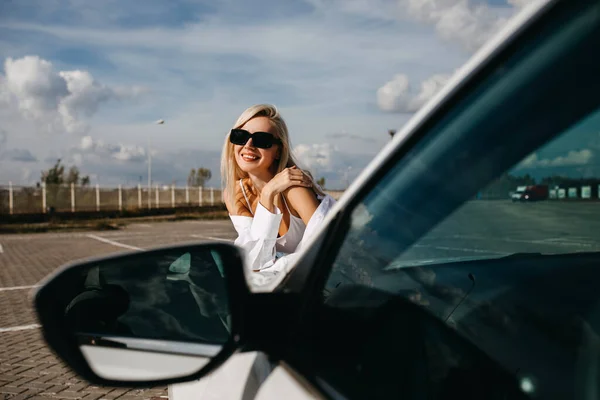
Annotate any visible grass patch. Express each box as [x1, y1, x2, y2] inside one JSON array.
[[0, 210, 229, 234], [173, 210, 229, 221]]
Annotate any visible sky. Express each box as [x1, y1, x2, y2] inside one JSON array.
[[0, 0, 534, 189]]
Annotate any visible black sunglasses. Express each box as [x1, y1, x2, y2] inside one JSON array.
[[229, 129, 281, 149]]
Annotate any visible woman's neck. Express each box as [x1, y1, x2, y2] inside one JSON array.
[[247, 172, 272, 194], [246, 163, 279, 194]]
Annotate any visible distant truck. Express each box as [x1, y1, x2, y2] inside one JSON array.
[[511, 185, 549, 201]]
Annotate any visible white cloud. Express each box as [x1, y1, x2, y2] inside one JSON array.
[[402, 0, 508, 52], [377, 74, 410, 112], [58, 70, 116, 133], [377, 73, 451, 113], [1, 56, 146, 134], [547, 149, 593, 166], [305, 0, 401, 21], [350, 203, 374, 229], [3, 56, 68, 121], [75, 135, 147, 163], [410, 73, 452, 109], [294, 143, 338, 172], [80, 135, 95, 150], [518, 149, 594, 168], [377, 0, 527, 114], [293, 142, 375, 188], [507, 0, 534, 8]]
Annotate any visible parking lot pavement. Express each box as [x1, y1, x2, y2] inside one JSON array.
[[393, 200, 600, 265], [0, 220, 236, 400]]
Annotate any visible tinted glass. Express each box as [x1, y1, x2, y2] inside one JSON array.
[[60, 247, 231, 344], [313, 2, 600, 399]]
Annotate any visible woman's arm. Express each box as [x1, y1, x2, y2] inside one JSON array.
[[284, 186, 320, 225], [261, 167, 313, 213]]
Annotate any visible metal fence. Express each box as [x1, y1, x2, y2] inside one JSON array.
[[0, 183, 223, 215], [0, 183, 346, 215]]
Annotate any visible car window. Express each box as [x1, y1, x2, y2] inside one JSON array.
[[297, 1, 600, 399], [336, 107, 600, 283]]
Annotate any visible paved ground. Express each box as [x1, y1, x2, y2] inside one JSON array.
[[396, 200, 600, 264], [0, 220, 237, 400], [1, 201, 600, 400]]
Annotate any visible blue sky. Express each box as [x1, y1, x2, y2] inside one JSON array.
[[0, 0, 530, 188]]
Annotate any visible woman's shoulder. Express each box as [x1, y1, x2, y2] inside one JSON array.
[[284, 185, 315, 199], [283, 185, 320, 222], [228, 178, 255, 217]]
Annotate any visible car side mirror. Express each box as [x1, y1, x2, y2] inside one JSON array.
[[34, 242, 249, 387]]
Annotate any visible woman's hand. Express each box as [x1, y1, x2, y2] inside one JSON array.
[[260, 167, 312, 212]]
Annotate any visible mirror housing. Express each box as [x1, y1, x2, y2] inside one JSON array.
[[34, 242, 249, 387]]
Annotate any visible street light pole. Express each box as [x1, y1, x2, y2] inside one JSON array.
[[148, 142, 152, 209], [149, 119, 165, 209]]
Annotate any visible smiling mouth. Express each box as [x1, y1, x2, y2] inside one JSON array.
[[241, 153, 260, 162]]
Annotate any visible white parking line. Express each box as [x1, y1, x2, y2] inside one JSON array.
[[86, 234, 143, 251], [0, 243, 3, 253], [0, 285, 40, 292], [92, 233, 159, 240], [190, 234, 234, 243], [0, 324, 41, 333]]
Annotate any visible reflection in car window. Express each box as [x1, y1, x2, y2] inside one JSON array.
[[316, 4, 600, 399], [337, 107, 600, 283]]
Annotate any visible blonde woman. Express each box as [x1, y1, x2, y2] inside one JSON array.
[[221, 104, 335, 274]]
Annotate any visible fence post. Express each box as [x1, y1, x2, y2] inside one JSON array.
[[8, 181, 13, 215], [155, 185, 159, 208], [71, 183, 76, 212], [118, 185, 123, 211], [185, 185, 189, 204], [138, 184, 142, 209], [95, 184, 100, 212], [210, 188, 215, 206], [171, 185, 175, 208], [199, 186, 203, 207], [42, 182, 47, 213]]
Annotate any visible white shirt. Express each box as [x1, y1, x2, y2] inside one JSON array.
[[229, 193, 336, 286], [229, 201, 304, 271]]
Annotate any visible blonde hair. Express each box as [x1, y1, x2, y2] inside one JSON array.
[[221, 104, 324, 205]]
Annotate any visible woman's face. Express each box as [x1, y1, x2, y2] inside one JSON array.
[[234, 116, 281, 176]]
